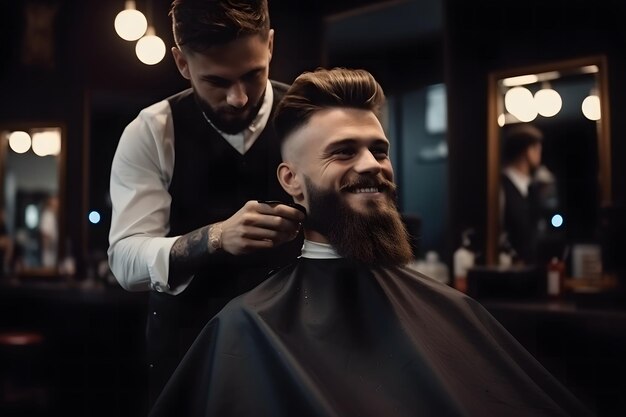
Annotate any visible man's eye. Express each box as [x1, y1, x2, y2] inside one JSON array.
[[372, 148, 389, 159], [242, 71, 262, 81], [333, 148, 355, 157], [206, 79, 230, 88]]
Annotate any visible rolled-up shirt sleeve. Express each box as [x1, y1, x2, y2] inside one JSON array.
[[108, 100, 192, 295]]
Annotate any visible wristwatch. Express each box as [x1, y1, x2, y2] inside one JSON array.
[[209, 222, 223, 252]]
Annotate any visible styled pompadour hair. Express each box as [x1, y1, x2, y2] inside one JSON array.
[[273, 67, 386, 146]]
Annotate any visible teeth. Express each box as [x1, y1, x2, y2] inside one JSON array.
[[354, 187, 378, 193]]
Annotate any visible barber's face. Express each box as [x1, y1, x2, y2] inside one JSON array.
[[172, 31, 273, 134], [292, 108, 395, 214]]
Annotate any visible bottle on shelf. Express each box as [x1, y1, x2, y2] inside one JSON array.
[[547, 257, 565, 298], [453, 229, 475, 293], [498, 232, 516, 268], [420, 251, 450, 285]]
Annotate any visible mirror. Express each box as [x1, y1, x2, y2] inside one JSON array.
[[0, 123, 65, 278], [487, 56, 611, 266]]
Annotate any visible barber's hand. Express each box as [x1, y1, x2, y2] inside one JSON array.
[[219, 200, 305, 255]]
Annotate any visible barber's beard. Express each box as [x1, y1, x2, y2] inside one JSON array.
[[194, 89, 263, 135], [304, 177, 414, 266]]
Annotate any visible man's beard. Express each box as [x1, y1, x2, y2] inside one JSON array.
[[304, 176, 414, 266], [194, 89, 263, 134]]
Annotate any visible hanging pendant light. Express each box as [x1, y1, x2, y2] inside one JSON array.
[[534, 83, 562, 118], [8, 131, 31, 154], [115, 0, 148, 41], [32, 128, 61, 157], [582, 95, 601, 121], [504, 86, 537, 122], [136, 26, 166, 65]]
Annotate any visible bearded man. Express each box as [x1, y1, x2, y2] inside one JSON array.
[[149, 68, 590, 417]]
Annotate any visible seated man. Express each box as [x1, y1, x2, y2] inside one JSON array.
[[149, 68, 590, 417]]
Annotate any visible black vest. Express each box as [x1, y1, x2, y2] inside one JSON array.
[[501, 174, 535, 263], [146, 82, 302, 404], [167, 81, 299, 303]]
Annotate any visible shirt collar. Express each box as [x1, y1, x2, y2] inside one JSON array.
[[503, 167, 531, 197], [248, 79, 273, 133], [300, 239, 342, 259]]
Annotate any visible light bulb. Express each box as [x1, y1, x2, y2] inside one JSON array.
[[114, 1, 148, 41], [32, 129, 61, 156], [534, 88, 562, 117], [504, 87, 537, 122], [8, 131, 31, 154], [581, 95, 601, 121], [136, 27, 166, 65]]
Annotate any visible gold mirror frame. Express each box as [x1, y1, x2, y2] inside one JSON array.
[[0, 122, 66, 278], [486, 56, 611, 265]]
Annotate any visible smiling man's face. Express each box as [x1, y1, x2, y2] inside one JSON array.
[[283, 107, 395, 214], [278, 107, 413, 265]]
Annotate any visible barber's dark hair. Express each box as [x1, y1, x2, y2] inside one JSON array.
[[274, 67, 386, 144], [501, 123, 543, 165], [169, 0, 270, 53]]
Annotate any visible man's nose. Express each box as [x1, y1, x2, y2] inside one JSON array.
[[226, 82, 248, 108], [353, 150, 382, 175]]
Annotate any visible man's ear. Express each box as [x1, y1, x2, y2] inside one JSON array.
[[171, 47, 191, 80], [267, 29, 274, 61], [277, 162, 303, 198]]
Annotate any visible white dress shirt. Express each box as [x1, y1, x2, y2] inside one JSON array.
[[108, 81, 274, 295], [503, 166, 531, 197]]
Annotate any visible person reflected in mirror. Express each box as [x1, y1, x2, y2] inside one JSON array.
[[500, 123, 554, 264], [107, 0, 304, 406], [150, 68, 591, 417], [39, 195, 59, 268]]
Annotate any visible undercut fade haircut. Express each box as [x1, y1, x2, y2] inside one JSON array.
[[169, 0, 270, 53], [273, 67, 386, 146]]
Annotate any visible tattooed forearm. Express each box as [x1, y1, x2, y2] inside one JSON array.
[[168, 225, 211, 285]]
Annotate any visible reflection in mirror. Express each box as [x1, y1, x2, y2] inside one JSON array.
[[0, 125, 64, 278], [487, 56, 611, 267]]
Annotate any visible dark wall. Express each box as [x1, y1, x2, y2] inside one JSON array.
[[444, 0, 626, 264]]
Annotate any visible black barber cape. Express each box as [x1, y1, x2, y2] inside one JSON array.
[[150, 258, 590, 417]]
